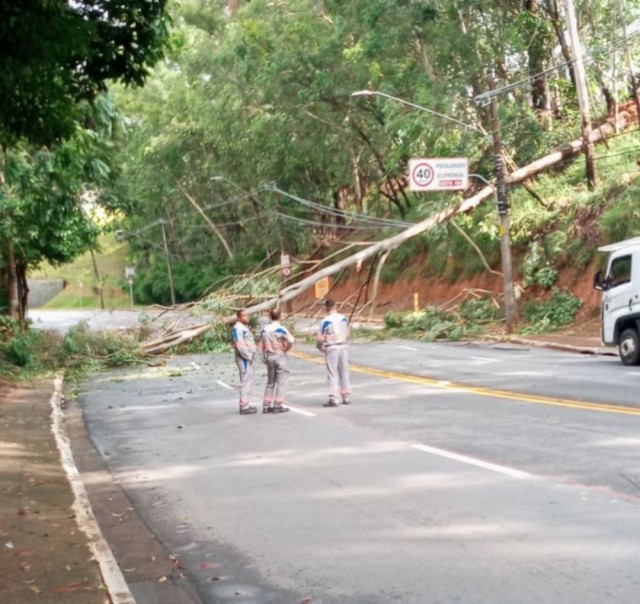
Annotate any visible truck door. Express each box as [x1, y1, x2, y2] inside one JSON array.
[[603, 253, 634, 343]]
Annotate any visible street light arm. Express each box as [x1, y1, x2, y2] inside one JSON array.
[[351, 90, 488, 138], [468, 173, 494, 189]]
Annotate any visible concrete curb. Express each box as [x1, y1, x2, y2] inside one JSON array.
[[509, 338, 618, 356], [485, 335, 619, 357], [50, 374, 137, 604]]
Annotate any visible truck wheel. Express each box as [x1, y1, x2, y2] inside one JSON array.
[[619, 328, 640, 365]]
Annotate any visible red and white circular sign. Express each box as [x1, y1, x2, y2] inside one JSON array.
[[411, 162, 435, 188]]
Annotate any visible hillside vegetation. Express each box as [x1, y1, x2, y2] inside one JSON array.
[[30, 234, 132, 310]]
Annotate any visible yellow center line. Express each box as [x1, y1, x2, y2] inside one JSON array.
[[291, 350, 640, 417]]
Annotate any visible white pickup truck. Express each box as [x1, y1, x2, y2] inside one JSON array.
[[594, 236, 640, 365]]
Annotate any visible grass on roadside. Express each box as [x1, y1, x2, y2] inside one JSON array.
[[30, 233, 132, 310]]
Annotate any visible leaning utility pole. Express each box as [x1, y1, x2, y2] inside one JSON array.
[[160, 220, 177, 306], [564, 0, 597, 190]]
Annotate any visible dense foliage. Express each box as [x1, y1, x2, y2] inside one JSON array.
[[113, 0, 640, 308], [0, 0, 171, 145], [0, 1, 171, 319]]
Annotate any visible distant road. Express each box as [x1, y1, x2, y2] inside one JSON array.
[[28, 308, 204, 334]]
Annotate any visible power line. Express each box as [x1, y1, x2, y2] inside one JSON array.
[[264, 183, 415, 228], [474, 29, 640, 106], [274, 211, 410, 231]]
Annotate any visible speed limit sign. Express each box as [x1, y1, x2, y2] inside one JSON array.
[[282, 267, 291, 277], [410, 162, 435, 188], [408, 157, 468, 191]]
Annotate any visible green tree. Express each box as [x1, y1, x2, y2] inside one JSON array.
[[0, 97, 127, 319], [0, 0, 171, 317], [0, 0, 171, 146]]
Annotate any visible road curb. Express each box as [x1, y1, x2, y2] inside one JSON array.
[[507, 337, 618, 357], [50, 374, 137, 604]]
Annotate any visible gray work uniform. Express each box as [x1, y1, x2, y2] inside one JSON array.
[[317, 311, 351, 404], [232, 320, 256, 409], [260, 321, 295, 409]]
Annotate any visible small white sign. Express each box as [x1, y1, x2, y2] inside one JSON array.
[[125, 266, 136, 278], [408, 158, 469, 191]]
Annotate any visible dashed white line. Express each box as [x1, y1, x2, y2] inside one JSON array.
[[411, 444, 530, 479], [284, 405, 317, 417], [470, 356, 499, 363], [216, 380, 235, 391], [397, 345, 419, 351]]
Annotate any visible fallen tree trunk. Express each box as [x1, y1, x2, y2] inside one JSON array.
[[141, 322, 211, 355], [140, 114, 633, 352], [242, 114, 629, 316]]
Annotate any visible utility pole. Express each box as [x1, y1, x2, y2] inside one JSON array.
[[90, 248, 105, 310], [487, 74, 517, 334], [160, 220, 177, 306], [564, 0, 597, 190]]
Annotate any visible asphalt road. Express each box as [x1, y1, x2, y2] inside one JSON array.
[[75, 339, 640, 604], [29, 309, 199, 334]]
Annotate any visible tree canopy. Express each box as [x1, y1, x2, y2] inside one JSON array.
[[0, 1, 172, 318], [0, 0, 171, 145]]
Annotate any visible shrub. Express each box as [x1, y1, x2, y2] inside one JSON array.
[[521, 288, 582, 334], [459, 297, 501, 324], [383, 305, 481, 341], [522, 241, 559, 288]]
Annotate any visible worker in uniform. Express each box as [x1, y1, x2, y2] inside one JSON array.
[[231, 308, 257, 415], [260, 308, 295, 414], [317, 298, 351, 407]]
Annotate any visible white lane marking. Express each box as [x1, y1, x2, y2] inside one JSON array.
[[503, 371, 550, 377], [411, 444, 530, 479], [470, 356, 499, 363], [214, 383, 316, 417], [398, 345, 419, 351], [284, 405, 317, 417], [51, 375, 137, 604]]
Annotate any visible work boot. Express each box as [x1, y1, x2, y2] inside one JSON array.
[[323, 400, 339, 407], [272, 405, 290, 413], [239, 406, 257, 415], [341, 397, 351, 405], [263, 406, 273, 414]]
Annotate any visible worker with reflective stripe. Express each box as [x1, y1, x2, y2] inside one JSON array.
[[231, 308, 257, 415], [317, 298, 351, 407], [260, 308, 295, 414]]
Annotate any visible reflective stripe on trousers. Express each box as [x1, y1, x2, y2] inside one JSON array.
[[235, 355, 255, 407], [325, 345, 350, 403], [263, 353, 290, 405]]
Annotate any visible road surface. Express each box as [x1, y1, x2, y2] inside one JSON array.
[[74, 339, 640, 604]]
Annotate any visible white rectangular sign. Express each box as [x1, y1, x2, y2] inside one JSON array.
[[408, 157, 468, 192]]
